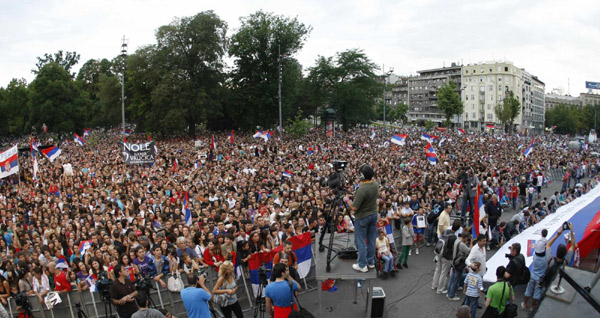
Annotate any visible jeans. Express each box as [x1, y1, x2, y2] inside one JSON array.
[[461, 195, 474, 218], [527, 193, 533, 207], [512, 197, 517, 210], [432, 257, 451, 292], [380, 253, 393, 272], [354, 214, 378, 268], [464, 295, 479, 318], [447, 267, 467, 298], [398, 245, 410, 265], [427, 221, 438, 244]]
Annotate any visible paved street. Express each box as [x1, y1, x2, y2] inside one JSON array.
[[291, 177, 575, 318]]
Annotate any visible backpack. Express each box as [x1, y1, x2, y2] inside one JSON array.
[[452, 240, 467, 271], [511, 255, 530, 285], [427, 211, 437, 224], [442, 233, 457, 260], [434, 237, 445, 255]]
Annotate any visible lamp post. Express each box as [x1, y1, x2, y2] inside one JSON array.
[[278, 45, 283, 138], [382, 65, 393, 133], [120, 36, 128, 135]]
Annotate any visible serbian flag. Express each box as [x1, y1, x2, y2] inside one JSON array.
[[83, 129, 92, 137], [253, 131, 271, 142], [0, 145, 19, 179], [421, 133, 438, 143], [471, 185, 486, 238], [391, 134, 407, 146], [288, 231, 313, 279], [522, 142, 534, 158], [79, 240, 93, 255], [370, 129, 376, 140], [248, 249, 280, 297], [458, 128, 466, 135], [147, 134, 158, 154], [307, 147, 313, 155], [424, 143, 437, 165], [211, 135, 217, 151], [74, 133, 86, 146], [123, 129, 132, 136], [41, 145, 62, 162], [183, 192, 192, 226], [283, 170, 294, 178], [227, 131, 234, 146], [56, 256, 70, 270], [376, 219, 395, 244]]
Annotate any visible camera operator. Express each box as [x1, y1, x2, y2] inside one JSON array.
[[344, 164, 379, 273], [265, 263, 301, 318], [110, 264, 138, 318], [131, 293, 165, 318], [504, 243, 526, 286], [180, 272, 212, 318]]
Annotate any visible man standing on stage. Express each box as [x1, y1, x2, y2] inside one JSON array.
[[345, 164, 379, 272]]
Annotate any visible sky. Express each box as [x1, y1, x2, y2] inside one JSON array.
[[1, 0, 600, 95]]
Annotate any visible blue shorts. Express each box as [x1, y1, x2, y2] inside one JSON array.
[[525, 278, 544, 300]]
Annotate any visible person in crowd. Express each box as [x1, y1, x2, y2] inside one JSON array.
[[466, 234, 487, 278], [180, 272, 212, 318], [110, 264, 138, 318], [212, 261, 243, 318], [273, 240, 300, 283], [463, 261, 484, 318], [376, 228, 394, 278], [447, 232, 471, 301], [131, 292, 165, 318], [484, 266, 514, 317], [504, 243, 526, 287], [265, 263, 301, 318], [397, 218, 413, 269]]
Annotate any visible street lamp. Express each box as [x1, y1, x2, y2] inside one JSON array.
[[382, 65, 393, 133], [120, 36, 128, 135]]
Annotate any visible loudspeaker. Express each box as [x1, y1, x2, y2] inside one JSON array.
[[371, 287, 386, 317]]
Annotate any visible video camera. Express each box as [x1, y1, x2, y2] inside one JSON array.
[[321, 160, 348, 191], [134, 276, 155, 292], [96, 272, 113, 300], [14, 292, 32, 311], [258, 265, 271, 285]]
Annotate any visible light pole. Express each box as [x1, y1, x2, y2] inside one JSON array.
[[120, 36, 128, 135], [278, 45, 283, 138], [382, 65, 393, 133]]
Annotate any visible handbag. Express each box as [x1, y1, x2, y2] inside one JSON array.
[[287, 281, 314, 318], [480, 281, 505, 318], [212, 283, 230, 308], [167, 272, 184, 292], [503, 283, 518, 318]]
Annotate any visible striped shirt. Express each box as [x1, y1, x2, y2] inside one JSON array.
[[464, 272, 483, 297]]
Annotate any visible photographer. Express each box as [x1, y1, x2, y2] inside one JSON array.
[[265, 263, 301, 318], [344, 164, 379, 273], [110, 264, 138, 318], [180, 272, 212, 318], [504, 243, 526, 286]]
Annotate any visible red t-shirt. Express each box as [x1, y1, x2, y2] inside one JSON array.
[[54, 271, 72, 292]]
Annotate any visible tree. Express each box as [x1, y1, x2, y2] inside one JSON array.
[[494, 91, 521, 134], [424, 120, 435, 130], [307, 49, 379, 131], [33, 50, 80, 77], [437, 81, 463, 126], [392, 103, 409, 123], [287, 108, 311, 138], [546, 104, 578, 135], [0, 79, 30, 135], [229, 10, 311, 130]]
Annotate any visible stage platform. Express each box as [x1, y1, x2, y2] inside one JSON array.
[[315, 233, 378, 318], [535, 266, 600, 317]]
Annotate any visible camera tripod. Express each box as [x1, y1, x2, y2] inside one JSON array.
[[318, 188, 354, 272], [99, 293, 115, 318], [253, 274, 269, 318], [75, 303, 88, 318]]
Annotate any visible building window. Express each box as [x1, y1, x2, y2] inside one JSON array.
[[466, 95, 469, 100], [480, 86, 485, 92], [487, 104, 491, 110], [471, 94, 475, 100], [487, 114, 493, 120], [498, 76, 502, 82], [490, 95, 494, 101], [465, 70, 469, 74], [499, 85, 502, 91], [498, 66, 502, 72], [472, 112, 476, 118], [505, 67, 509, 72], [488, 85, 493, 91], [471, 86, 475, 92]]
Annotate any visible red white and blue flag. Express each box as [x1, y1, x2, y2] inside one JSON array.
[[391, 134, 407, 146], [253, 131, 272, 142], [228, 130, 234, 146], [183, 192, 192, 226], [123, 129, 132, 136], [31, 140, 39, 181], [421, 133, 438, 143], [376, 219, 395, 244], [41, 146, 62, 163], [424, 143, 437, 165], [486, 124, 495, 129], [211, 135, 217, 151], [471, 185, 486, 238], [283, 170, 294, 178], [370, 129, 376, 140], [79, 240, 93, 255], [0, 145, 19, 179], [522, 142, 534, 158], [458, 128, 466, 135], [74, 133, 86, 146], [83, 129, 92, 137]]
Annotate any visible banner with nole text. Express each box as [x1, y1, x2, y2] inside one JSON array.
[[121, 142, 155, 164]]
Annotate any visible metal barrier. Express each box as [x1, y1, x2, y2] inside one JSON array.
[[5, 248, 320, 318]]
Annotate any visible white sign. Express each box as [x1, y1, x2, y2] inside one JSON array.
[[63, 164, 73, 176]]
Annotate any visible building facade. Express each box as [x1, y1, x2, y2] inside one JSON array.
[[544, 93, 580, 110], [407, 64, 461, 123], [460, 61, 523, 131], [531, 76, 545, 134], [580, 92, 600, 107]]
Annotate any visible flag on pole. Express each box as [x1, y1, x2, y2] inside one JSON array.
[[83, 129, 92, 137], [211, 135, 217, 151], [73, 133, 86, 146], [147, 134, 158, 154], [41, 146, 61, 162], [391, 134, 407, 146], [421, 133, 438, 143], [424, 143, 437, 165], [471, 185, 486, 238], [439, 137, 446, 147], [228, 131, 234, 146], [0, 145, 19, 179], [376, 219, 395, 244], [283, 170, 294, 178], [522, 142, 534, 158], [183, 192, 192, 226], [253, 131, 272, 142], [31, 140, 39, 181], [458, 128, 466, 135]]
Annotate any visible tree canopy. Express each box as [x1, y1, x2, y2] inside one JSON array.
[[436, 81, 463, 126]]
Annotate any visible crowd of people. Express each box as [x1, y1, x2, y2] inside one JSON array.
[[0, 125, 598, 318]]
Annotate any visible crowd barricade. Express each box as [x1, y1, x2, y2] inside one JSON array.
[[5, 247, 320, 318]]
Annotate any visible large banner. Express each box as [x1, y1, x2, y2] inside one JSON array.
[[121, 142, 155, 164], [483, 184, 600, 282], [0, 145, 19, 179]]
